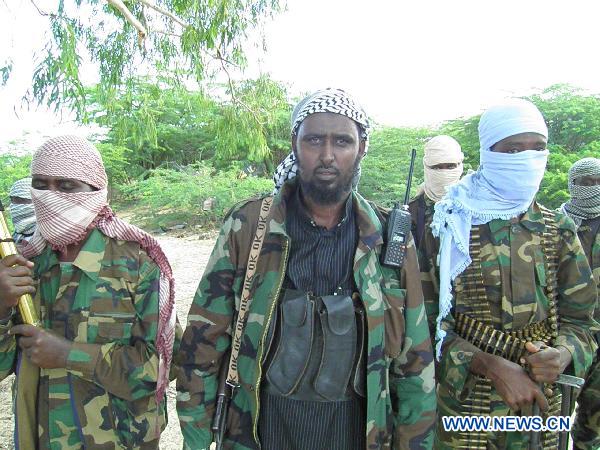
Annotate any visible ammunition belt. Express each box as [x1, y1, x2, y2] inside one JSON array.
[[452, 209, 562, 450], [455, 313, 554, 364]]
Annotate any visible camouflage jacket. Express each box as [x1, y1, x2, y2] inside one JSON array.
[[0, 229, 170, 449], [177, 179, 436, 450], [437, 202, 598, 402], [577, 217, 600, 325], [408, 192, 439, 339]]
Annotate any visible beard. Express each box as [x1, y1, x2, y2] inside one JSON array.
[[298, 156, 361, 205]]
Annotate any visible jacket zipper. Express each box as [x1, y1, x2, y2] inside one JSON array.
[[252, 238, 289, 447]]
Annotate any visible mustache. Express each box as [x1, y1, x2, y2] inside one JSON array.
[[314, 166, 340, 175]]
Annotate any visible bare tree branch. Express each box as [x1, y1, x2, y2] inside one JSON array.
[[217, 51, 265, 126], [135, 0, 187, 28], [152, 29, 183, 38], [29, 0, 55, 17], [106, 0, 147, 39]]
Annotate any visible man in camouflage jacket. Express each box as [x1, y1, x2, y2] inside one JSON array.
[[177, 89, 436, 450], [0, 136, 179, 449], [560, 157, 600, 450], [431, 100, 598, 450], [409, 135, 464, 339]]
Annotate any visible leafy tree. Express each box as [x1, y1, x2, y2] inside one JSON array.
[[87, 78, 221, 169], [212, 76, 291, 169], [359, 127, 434, 207], [529, 84, 600, 152], [0, 155, 33, 204], [87, 75, 291, 170], [2, 0, 283, 119], [119, 161, 273, 228]]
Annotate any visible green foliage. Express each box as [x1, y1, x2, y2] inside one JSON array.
[[359, 127, 433, 207], [0, 59, 12, 87], [0, 155, 32, 203], [87, 76, 291, 170], [213, 76, 291, 165], [530, 84, 600, 152], [6, 0, 283, 119], [32, 16, 85, 115], [117, 161, 273, 228], [96, 142, 133, 186], [88, 78, 221, 169], [439, 116, 480, 171]]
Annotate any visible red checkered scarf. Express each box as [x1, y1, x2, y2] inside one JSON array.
[[22, 196, 176, 405], [22, 136, 176, 407]]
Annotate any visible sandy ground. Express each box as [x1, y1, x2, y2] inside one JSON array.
[[0, 233, 216, 450]]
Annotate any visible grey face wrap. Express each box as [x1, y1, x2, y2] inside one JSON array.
[[272, 89, 370, 194], [560, 157, 600, 226], [8, 177, 36, 235]]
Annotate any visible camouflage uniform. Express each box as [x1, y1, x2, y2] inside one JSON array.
[[571, 217, 600, 450], [434, 202, 598, 450], [408, 192, 440, 339], [0, 229, 173, 449], [177, 179, 436, 450]]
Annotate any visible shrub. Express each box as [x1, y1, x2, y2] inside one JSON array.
[[116, 162, 273, 229]]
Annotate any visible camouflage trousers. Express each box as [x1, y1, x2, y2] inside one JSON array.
[[572, 355, 600, 450]]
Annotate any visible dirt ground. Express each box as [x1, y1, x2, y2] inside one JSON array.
[[0, 233, 216, 450]]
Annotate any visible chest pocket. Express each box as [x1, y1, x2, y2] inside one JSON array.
[[381, 287, 406, 358], [87, 314, 135, 344], [87, 270, 137, 344]]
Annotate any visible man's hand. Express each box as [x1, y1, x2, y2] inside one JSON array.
[[471, 351, 548, 412], [10, 325, 72, 369], [0, 255, 35, 318], [522, 341, 567, 383]]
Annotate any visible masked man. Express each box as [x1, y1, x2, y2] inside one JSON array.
[[409, 135, 464, 337], [177, 89, 436, 450], [0, 136, 179, 449], [431, 100, 597, 450], [560, 157, 600, 450], [8, 177, 37, 244]]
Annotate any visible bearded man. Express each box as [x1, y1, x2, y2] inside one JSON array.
[[177, 89, 436, 450]]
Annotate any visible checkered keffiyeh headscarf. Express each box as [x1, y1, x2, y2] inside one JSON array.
[[9, 177, 33, 199], [9, 178, 36, 235], [273, 88, 371, 194], [561, 157, 600, 226], [21, 135, 176, 407]]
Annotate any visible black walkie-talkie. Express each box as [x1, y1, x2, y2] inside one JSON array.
[[381, 148, 417, 268]]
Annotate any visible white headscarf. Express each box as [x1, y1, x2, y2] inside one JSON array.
[[423, 135, 464, 202], [431, 98, 549, 358]]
